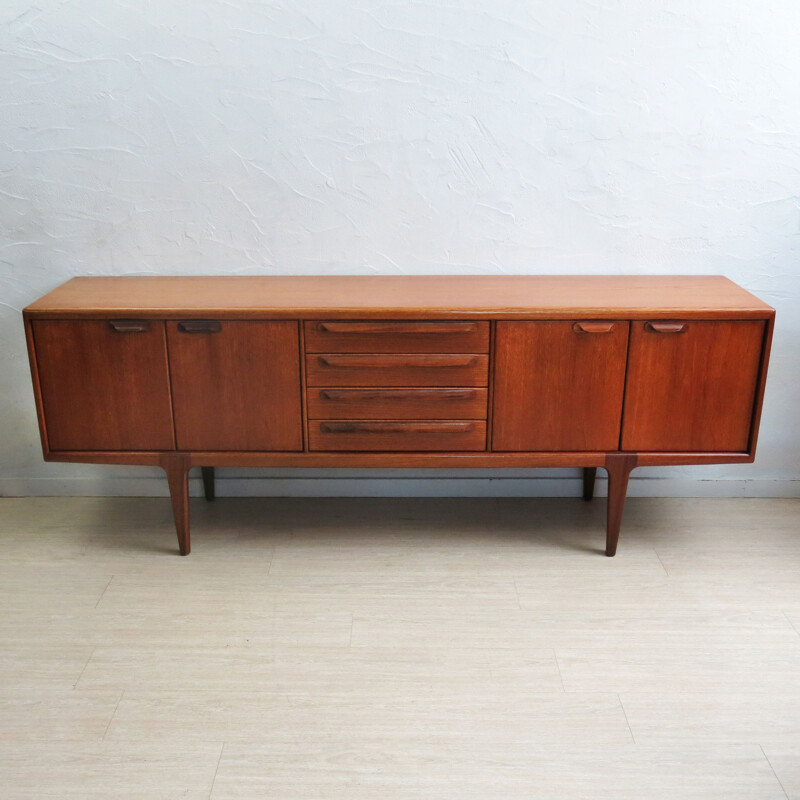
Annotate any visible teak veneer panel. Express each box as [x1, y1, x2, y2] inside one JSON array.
[[492, 321, 630, 451], [307, 387, 488, 420], [306, 354, 489, 387], [621, 320, 765, 452], [304, 320, 490, 353], [309, 420, 487, 452], [32, 320, 175, 452], [26, 275, 773, 319], [166, 320, 302, 452]]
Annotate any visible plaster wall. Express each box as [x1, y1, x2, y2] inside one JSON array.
[[2, 1, 798, 496]]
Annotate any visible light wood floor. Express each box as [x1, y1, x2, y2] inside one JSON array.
[[1, 495, 799, 799]]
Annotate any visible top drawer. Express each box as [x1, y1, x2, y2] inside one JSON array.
[[304, 320, 490, 353]]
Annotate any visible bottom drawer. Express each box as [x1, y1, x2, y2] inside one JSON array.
[[309, 420, 487, 451]]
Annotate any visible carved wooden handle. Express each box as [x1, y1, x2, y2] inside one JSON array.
[[645, 321, 688, 334], [177, 320, 222, 334], [573, 321, 616, 334], [316, 356, 478, 368], [108, 320, 150, 333], [318, 389, 477, 401], [318, 322, 478, 334], [320, 422, 475, 434]]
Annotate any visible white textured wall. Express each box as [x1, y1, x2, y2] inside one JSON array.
[[2, 0, 799, 497]]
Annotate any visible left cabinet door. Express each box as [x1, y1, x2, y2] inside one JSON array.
[[32, 319, 175, 451], [167, 320, 303, 451]]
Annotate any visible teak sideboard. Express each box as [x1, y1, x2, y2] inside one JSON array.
[[23, 275, 775, 556]]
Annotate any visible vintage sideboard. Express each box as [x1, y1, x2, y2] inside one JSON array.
[[23, 275, 774, 556]]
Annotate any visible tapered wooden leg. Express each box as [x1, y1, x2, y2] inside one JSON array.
[[582, 467, 597, 501], [201, 467, 215, 501], [604, 454, 637, 557], [160, 455, 191, 555]]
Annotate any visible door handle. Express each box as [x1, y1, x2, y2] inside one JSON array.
[[320, 422, 475, 434], [318, 389, 478, 401], [177, 320, 222, 334], [108, 320, 150, 333], [316, 355, 478, 368], [573, 321, 616, 334], [317, 322, 479, 334], [645, 321, 688, 334]]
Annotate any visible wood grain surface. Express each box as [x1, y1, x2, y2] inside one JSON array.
[[621, 320, 765, 452], [306, 354, 489, 387], [309, 420, 487, 451], [304, 320, 490, 352], [166, 320, 303, 451], [492, 321, 629, 451], [307, 387, 488, 420], [32, 320, 175, 451], [24, 275, 774, 319]]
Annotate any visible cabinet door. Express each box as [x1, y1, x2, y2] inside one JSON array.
[[621, 320, 764, 452], [167, 320, 302, 451], [32, 319, 175, 451], [492, 321, 629, 451]]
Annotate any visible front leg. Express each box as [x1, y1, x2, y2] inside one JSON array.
[[604, 454, 637, 557], [160, 454, 192, 555]]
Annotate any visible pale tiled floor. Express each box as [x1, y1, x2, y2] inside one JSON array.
[[0, 495, 799, 799]]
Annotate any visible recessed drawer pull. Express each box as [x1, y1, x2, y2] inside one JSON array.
[[318, 389, 477, 402], [316, 355, 478, 369], [573, 321, 615, 334], [178, 320, 222, 334], [108, 320, 150, 333], [317, 322, 478, 334], [645, 321, 688, 334], [320, 422, 475, 434]]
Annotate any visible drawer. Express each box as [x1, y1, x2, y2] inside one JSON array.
[[307, 387, 488, 420], [304, 320, 489, 353], [309, 420, 487, 451], [306, 354, 489, 387]]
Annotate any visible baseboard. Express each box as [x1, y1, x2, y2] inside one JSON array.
[[1, 476, 798, 498]]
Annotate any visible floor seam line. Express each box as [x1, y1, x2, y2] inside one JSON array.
[[94, 575, 114, 608], [553, 649, 566, 692], [760, 744, 790, 800], [209, 741, 225, 799], [101, 690, 124, 741], [783, 611, 800, 639], [512, 578, 522, 611], [73, 647, 96, 689], [618, 693, 636, 744]]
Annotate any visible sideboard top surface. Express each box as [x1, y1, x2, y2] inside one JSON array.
[[24, 275, 774, 319]]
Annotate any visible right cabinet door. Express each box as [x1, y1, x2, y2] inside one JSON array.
[[621, 320, 765, 452], [493, 321, 630, 451]]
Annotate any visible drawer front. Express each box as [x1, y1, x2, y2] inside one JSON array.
[[309, 420, 487, 451], [307, 387, 488, 420], [306, 354, 489, 387], [304, 320, 489, 353]]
